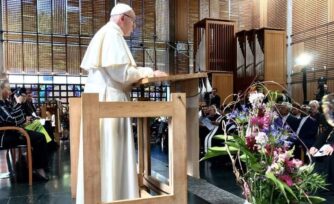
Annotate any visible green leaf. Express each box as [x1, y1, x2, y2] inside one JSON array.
[[266, 172, 290, 203], [300, 195, 326, 204]]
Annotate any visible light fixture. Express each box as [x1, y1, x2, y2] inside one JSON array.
[[295, 53, 312, 67], [295, 53, 312, 104]]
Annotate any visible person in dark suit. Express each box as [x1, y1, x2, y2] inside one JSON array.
[[310, 127, 334, 192], [276, 102, 300, 133], [205, 88, 221, 110], [296, 115, 318, 149]]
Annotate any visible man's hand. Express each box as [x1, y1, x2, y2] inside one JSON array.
[[309, 147, 318, 156], [153, 70, 168, 77]]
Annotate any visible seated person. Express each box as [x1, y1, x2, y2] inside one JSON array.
[[309, 127, 334, 192], [295, 111, 318, 162], [0, 79, 49, 181], [276, 102, 300, 132], [13, 88, 54, 146]]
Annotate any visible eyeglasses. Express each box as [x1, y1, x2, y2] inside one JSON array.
[[123, 14, 136, 23]]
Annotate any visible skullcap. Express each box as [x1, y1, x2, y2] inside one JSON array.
[[110, 3, 132, 16]]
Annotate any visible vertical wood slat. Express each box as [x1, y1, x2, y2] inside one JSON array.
[[137, 118, 144, 187], [82, 93, 101, 204], [170, 93, 187, 203], [69, 97, 81, 198], [143, 118, 151, 177]]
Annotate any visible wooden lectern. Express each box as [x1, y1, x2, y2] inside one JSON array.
[[138, 72, 207, 178], [69, 73, 206, 203]]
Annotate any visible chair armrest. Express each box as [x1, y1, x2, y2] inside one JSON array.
[[0, 126, 31, 147], [0, 126, 33, 185]]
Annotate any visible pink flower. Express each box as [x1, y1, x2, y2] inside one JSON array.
[[250, 115, 270, 130], [292, 159, 303, 168], [285, 158, 304, 173], [278, 174, 294, 187], [246, 136, 257, 151], [265, 144, 273, 156]]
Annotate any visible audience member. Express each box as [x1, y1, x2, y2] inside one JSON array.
[[209, 88, 221, 109], [0, 78, 49, 181]]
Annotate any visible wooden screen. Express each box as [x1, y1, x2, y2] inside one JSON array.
[[236, 28, 286, 92], [290, 0, 334, 103], [194, 18, 236, 72], [1, 0, 111, 75]]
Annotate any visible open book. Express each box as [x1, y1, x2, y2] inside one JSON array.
[[200, 117, 215, 131]]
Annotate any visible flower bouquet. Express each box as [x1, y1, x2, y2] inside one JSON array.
[[219, 84, 327, 204]]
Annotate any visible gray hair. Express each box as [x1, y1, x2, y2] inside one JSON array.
[[0, 78, 9, 101], [309, 100, 319, 108]]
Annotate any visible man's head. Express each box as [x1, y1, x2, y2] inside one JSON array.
[[291, 102, 301, 116], [309, 100, 320, 114], [276, 102, 292, 116], [110, 3, 136, 37]]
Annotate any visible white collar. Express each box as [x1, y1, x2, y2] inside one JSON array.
[[282, 113, 290, 124]]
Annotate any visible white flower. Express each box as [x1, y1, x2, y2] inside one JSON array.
[[298, 164, 314, 174], [255, 132, 268, 145], [266, 162, 284, 175], [248, 92, 265, 108]]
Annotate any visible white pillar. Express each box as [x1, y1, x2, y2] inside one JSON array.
[[0, 0, 4, 75], [286, 0, 293, 93]]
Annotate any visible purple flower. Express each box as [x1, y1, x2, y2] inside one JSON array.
[[274, 117, 283, 128]]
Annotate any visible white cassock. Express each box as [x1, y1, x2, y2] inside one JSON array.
[[76, 21, 154, 203]]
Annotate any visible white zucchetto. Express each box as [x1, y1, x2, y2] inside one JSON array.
[[110, 3, 132, 16]]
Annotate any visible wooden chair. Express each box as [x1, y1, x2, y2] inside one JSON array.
[[0, 126, 33, 185]]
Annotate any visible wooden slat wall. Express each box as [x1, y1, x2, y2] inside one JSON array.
[[267, 0, 287, 29], [290, 0, 334, 103], [2, 0, 111, 75], [196, 0, 286, 32]]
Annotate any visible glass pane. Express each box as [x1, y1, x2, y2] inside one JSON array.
[[9, 75, 24, 83], [54, 76, 67, 84], [40, 98, 45, 103], [39, 76, 53, 84], [149, 117, 169, 185], [24, 75, 38, 84], [68, 76, 80, 84], [39, 91, 45, 97], [81, 76, 87, 84], [74, 91, 81, 97], [31, 91, 38, 97]]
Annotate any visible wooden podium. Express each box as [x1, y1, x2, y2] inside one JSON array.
[[138, 72, 207, 178], [69, 73, 206, 203]]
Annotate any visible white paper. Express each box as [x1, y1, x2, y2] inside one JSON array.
[[39, 118, 46, 126], [313, 144, 331, 157], [201, 117, 215, 131]]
